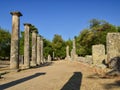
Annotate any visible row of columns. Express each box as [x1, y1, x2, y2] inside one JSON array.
[[10, 11, 44, 70]]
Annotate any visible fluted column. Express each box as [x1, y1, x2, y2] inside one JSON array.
[[37, 35, 41, 65], [10, 11, 22, 70], [23, 23, 31, 69], [31, 30, 37, 66], [40, 38, 44, 64]]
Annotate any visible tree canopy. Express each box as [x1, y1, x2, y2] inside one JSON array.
[[0, 19, 120, 60], [0, 27, 11, 58], [76, 19, 118, 56]]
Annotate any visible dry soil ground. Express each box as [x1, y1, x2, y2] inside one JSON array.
[[0, 60, 120, 90]]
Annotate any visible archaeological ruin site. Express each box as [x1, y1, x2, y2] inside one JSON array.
[[0, 11, 120, 90]]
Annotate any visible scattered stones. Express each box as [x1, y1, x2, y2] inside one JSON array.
[[106, 56, 120, 76], [85, 55, 93, 64]]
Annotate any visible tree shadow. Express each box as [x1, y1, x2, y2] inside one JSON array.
[[103, 80, 120, 90], [61, 72, 82, 90], [0, 72, 46, 90]]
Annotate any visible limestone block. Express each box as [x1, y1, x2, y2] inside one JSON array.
[[107, 33, 120, 63], [92, 44, 105, 65]]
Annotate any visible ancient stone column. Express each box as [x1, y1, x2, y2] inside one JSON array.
[[31, 30, 37, 66], [72, 38, 77, 60], [48, 54, 51, 62], [10, 11, 22, 70], [40, 38, 44, 64], [70, 49, 73, 61], [92, 44, 105, 65], [53, 52, 54, 60], [37, 35, 41, 65], [107, 33, 120, 63], [23, 23, 31, 69], [65, 45, 70, 60]]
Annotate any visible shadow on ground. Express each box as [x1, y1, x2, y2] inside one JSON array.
[[103, 80, 120, 90], [0, 72, 46, 90], [61, 72, 82, 90], [30, 62, 54, 69], [40, 62, 54, 67]]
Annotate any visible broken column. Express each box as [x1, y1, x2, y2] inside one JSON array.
[[70, 49, 73, 61], [65, 45, 70, 60], [23, 23, 31, 69], [10, 11, 22, 70], [31, 30, 37, 66], [48, 54, 51, 62], [72, 38, 77, 60], [37, 35, 41, 65], [92, 44, 105, 65], [107, 33, 120, 63]]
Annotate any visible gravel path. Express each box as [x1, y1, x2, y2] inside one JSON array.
[[0, 60, 120, 90]]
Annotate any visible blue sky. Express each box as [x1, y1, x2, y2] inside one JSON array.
[[0, 0, 120, 41]]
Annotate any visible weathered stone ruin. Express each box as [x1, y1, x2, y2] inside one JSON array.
[[10, 11, 22, 71], [23, 23, 31, 69], [40, 38, 44, 64], [9, 11, 45, 71], [65, 45, 70, 60], [106, 33, 120, 76], [71, 38, 77, 61], [31, 30, 37, 66], [106, 33, 120, 63], [106, 56, 120, 76], [48, 55, 51, 62], [37, 35, 41, 65], [92, 44, 105, 65]]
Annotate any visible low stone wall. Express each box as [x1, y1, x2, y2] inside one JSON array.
[[0, 60, 10, 65]]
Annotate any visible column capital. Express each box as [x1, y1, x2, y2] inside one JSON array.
[[31, 30, 38, 33], [24, 23, 31, 26], [10, 11, 22, 17], [37, 34, 41, 37]]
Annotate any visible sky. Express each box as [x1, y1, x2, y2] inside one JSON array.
[[0, 0, 120, 41]]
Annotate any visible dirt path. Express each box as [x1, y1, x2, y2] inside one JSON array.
[[0, 60, 120, 90]]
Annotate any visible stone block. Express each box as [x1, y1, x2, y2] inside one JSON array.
[[107, 33, 120, 63], [92, 44, 105, 65]]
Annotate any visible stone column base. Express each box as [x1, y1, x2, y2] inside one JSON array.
[[65, 57, 71, 60], [21, 65, 30, 69], [30, 61, 37, 67]]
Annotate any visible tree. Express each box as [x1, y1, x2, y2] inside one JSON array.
[[43, 38, 53, 58], [65, 38, 72, 54], [52, 34, 66, 59], [0, 27, 11, 58], [76, 19, 118, 56]]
